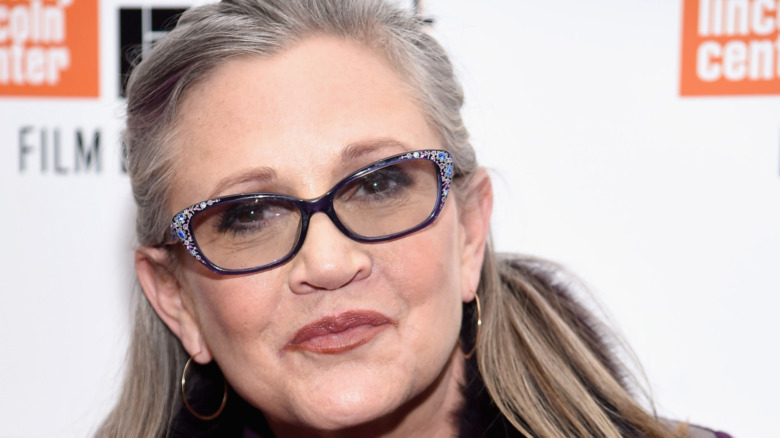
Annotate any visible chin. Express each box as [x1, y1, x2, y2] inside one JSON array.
[[297, 387, 405, 431]]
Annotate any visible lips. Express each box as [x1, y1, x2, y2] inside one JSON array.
[[284, 310, 395, 354]]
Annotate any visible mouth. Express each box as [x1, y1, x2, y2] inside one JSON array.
[[284, 310, 396, 354]]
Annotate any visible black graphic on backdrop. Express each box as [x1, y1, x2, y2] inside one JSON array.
[[119, 7, 187, 97], [19, 126, 102, 174]]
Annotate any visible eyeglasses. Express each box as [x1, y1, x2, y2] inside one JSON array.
[[169, 150, 454, 275]]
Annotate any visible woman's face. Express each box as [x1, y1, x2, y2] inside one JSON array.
[[145, 36, 489, 432]]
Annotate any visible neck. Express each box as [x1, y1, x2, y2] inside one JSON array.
[[267, 348, 466, 438]]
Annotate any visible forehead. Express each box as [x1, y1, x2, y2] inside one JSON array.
[[169, 36, 440, 211]]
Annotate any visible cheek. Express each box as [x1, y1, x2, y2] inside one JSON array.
[[188, 270, 285, 359], [184, 271, 301, 404], [383, 210, 465, 361]]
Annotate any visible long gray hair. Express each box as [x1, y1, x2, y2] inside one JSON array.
[[98, 1, 677, 436]]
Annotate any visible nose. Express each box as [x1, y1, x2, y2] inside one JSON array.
[[286, 212, 372, 294]]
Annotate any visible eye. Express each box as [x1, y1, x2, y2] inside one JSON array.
[[341, 164, 413, 202], [237, 207, 261, 223], [215, 199, 293, 236]]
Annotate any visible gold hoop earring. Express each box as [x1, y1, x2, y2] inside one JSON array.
[[463, 293, 482, 360], [181, 357, 228, 421]]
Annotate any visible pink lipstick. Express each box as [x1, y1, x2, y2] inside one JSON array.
[[285, 310, 395, 354]]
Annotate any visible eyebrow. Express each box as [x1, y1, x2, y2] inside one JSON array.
[[340, 138, 411, 163], [206, 138, 412, 199], [208, 167, 277, 199]]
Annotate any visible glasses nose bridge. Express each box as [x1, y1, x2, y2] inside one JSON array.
[[299, 191, 349, 239]]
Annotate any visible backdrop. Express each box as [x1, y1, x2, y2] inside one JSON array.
[[1, 0, 778, 436]]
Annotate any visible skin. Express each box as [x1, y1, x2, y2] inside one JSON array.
[[136, 36, 493, 438]]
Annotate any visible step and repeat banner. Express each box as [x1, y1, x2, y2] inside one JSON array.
[[2, 0, 778, 436]]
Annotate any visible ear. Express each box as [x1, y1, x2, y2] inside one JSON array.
[[135, 246, 213, 364], [458, 168, 493, 302]]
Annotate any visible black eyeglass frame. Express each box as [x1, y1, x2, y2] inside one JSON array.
[[168, 149, 454, 275]]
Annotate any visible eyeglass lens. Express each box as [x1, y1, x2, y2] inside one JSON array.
[[189, 158, 440, 271]]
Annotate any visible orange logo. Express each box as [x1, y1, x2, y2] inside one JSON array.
[[680, 0, 780, 96], [0, 0, 98, 97]]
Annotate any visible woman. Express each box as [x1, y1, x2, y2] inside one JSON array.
[[98, 1, 730, 437]]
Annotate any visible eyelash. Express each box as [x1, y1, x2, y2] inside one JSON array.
[[341, 166, 412, 202], [216, 202, 287, 236]]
